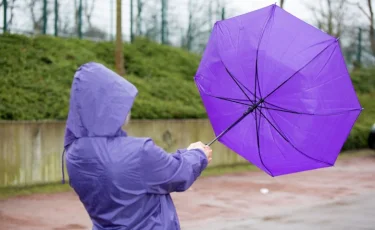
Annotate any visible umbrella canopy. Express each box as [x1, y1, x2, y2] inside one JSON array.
[[194, 4, 362, 176]]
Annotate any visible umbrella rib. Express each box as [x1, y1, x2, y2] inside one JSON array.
[[259, 106, 362, 116], [262, 102, 302, 114], [207, 94, 252, 106], [259, 106, 315, 115], [258, 108, 290, 141], [254, 4, 276, 101], [262, 101, 312, 114], [222, 63, 253, 102], [262, 39, 338, 101], [257, 109, 333, 166], [234, 78, 259, 102], [255, 107, 274, 176]]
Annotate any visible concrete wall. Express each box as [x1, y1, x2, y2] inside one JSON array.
[[0, 120, 246, 187]]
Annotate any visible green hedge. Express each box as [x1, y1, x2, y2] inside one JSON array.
[[0, 34, 205, 120], [342, 93, 374, 151], [350, 68, 375, 94], [0, 34, 374, 151]]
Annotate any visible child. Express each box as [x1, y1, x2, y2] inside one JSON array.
[[62, 62, 212, 230]]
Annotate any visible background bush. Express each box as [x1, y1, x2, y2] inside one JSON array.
[[0, 34, 205, 120]]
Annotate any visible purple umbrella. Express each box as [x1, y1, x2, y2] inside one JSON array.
[[194, 4, 362, 176]]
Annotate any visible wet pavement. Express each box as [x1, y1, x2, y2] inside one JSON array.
[[0, 153, 374, 230], [183, 193, 375, 230]]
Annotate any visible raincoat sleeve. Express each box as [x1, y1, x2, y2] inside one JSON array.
[[140, 138, 208, 194]]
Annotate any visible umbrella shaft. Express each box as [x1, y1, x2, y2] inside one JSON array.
[[207, 99, 264, 146], [206, 113, 248, 146]]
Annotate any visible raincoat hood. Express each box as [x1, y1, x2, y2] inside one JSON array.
[[64, 62, 138, 147]]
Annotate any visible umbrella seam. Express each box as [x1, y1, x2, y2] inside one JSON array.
[[313, 44, 339, 81], [221, 62, 253, 102], [263, 109, 287, 160], [262, 39, 338, 101], [259, 109, 333, 166], [255, 106, 274, 176]]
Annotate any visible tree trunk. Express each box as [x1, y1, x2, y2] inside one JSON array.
[[326, 0, 333, 35], [280, 0, 285, 8], [367, 0, 375, 55], [115, 0, 125, 76]]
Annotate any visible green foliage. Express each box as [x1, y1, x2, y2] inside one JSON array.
[[340, 68, 375, 151], [343, 93, 375, 151], [342, 124, 369, 151], [350, 68, 375, 94], [0, 34, 204, 120]]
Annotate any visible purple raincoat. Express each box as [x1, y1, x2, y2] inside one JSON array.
[[64, 62, 208, 230]]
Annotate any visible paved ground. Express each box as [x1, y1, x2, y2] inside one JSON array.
[[1, 152, 375, 230]]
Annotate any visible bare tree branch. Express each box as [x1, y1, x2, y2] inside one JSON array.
[[306, 0, 349, 38], [182, 0, 212, 51], [355, 0, 375, 54], [84, 0, 96, 28], [59, 14, 72, 35], [368, 0, 373, 17], [27, 0, 51, 34], [8, 0, 17, 26], [358, 3, 372, 20]]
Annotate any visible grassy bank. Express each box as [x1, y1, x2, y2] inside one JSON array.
[[0, 34, 205, 120]]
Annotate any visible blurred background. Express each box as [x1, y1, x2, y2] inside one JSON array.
[[1, 0, 375, 64], [0, 0, 375, 229]]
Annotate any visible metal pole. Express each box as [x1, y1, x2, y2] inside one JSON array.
[[3, 0, 7, 33], [356, 27, 362, 66], [74, 0, 77, 30], [78, 0, 82, 38], [54, 0, 58, 36], [221, 7, 225, 20], [130, 0, 134, 42], [43, 0, 47, 34], [161, 0, 167, 44]]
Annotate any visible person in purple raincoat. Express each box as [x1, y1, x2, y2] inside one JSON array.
[[63, 62, 213, 230]]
